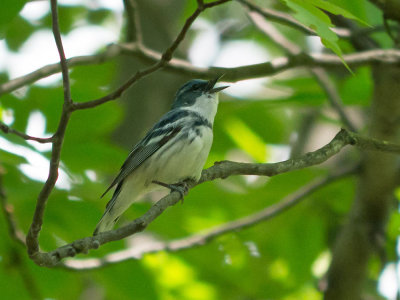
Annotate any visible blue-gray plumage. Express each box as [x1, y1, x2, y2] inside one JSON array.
[[93, 76, 228, 235]]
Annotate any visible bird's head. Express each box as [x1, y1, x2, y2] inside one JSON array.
[[171, 76, 228, 110]]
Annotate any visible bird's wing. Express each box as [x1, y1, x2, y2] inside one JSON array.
[[101, 123, 182, 198]]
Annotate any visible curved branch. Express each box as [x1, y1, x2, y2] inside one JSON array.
[[0, 121, 53, 143], [26, 0, 74, 256], [64, 169, 354, 270], [26, 129, 400, 267], [0, 45, 123, 96], [2, 44, 400, 99]]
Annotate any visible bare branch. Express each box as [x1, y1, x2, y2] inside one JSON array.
[[50, 0, 72, 106], [25, 128, 400, 267], [0, 45, 122, 96], [64, 169, 354, 270], [0, 170, 26, 246], [312, 68, 358, 132], [0, 121, 53, 143], [2, 42, 400, 99], [26, 0, 74, 256]]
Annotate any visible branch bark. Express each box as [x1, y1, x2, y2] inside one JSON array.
[[2, 44, 400, 98], [0, 121, 53, 143], [25, 129, 400, 267], [64, 169, 353, 270], [26, 0, 74, 257]]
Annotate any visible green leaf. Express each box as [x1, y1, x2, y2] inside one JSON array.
[[281, 0, 353, 70], [223, 117, 267, 162], [0, 149, 27, 165], [339, 67, 372, 106], [310, 0, 369, 26], [4, 15, 35, 51], [0, 0, 26, 37]]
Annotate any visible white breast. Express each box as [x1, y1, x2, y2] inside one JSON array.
[[150, 126, 213, 185]]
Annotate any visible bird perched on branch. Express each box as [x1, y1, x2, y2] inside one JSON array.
[[94, 76, 228, 235]]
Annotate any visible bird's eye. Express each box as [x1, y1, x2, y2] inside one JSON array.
[[192, 84, 201, 90]]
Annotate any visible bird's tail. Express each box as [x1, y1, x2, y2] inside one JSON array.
[[93, 186, 122, 235], [93, 212, 120, 235]]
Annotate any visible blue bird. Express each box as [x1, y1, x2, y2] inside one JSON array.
[[94, 76, 228, 235]]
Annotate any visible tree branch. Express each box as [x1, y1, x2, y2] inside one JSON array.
[[50, 0, 71, 106], [26, 0, 74, 257], [2, 44, 400, 99], [25, 128, 400, 267], [0, 120, 53, 143], [0, 45, 123, 96], [64, 169, 354, 270]]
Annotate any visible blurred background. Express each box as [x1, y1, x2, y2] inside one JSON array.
[[0, 0, 399, 299]]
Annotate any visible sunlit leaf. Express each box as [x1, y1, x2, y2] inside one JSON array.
[[223, 117, 268, 162]]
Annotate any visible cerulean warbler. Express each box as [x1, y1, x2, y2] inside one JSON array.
[[94, 76, 228, 235]]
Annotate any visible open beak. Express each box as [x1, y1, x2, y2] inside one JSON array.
[[207, 74, 229, 93]]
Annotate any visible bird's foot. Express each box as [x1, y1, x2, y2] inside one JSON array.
[[152, 180, 191, 203]]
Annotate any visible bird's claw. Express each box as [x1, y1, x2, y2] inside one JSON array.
[[152, 180, 190, 203]]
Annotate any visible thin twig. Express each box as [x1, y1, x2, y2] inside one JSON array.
[[0, 121, 53, 143], [312, 68, 358, 132], [25, 128, 400, 267], [50, 0, 71, 106], [64, 168, 354, 270], [0, 44, 122, 96]]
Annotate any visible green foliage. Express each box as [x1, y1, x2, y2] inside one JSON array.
[[281, 0, 368, 69], [0, 0, 26, 38]]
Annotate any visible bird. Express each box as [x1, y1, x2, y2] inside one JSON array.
[[93, 76, 228, 235]]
